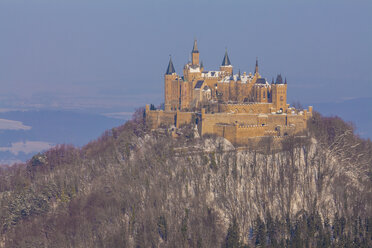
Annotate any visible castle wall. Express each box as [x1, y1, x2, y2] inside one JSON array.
[[267, 114, 287, 127], [176, 111, 194, 128], [145, 109, 176, 129], [287, 114, 308, 133], [146, 106, 312, 146], [201, 112, 271, 137], [145, 107, 195, 130], [235, 125, 268, 144], [213, 124, 281, 146], [219, 103, 273, 114]]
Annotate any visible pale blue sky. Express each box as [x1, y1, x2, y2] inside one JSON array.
[[0, 0, 371, 111]]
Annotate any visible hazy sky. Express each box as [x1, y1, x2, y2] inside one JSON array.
[[0, 0, 371, 112]]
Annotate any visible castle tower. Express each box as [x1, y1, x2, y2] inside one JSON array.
[[164, 56, 178, 111], [191, 39, 199, 66], [253, 78, 268, 103], [271, 74, 288, 112], [220, 49, 233, 75]]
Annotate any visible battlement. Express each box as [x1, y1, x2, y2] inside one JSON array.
[[237, 124, 268, 129]]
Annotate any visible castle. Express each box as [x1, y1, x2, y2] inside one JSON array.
[[145, 40, 312, 146]]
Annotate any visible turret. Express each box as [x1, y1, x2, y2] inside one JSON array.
[[271, 74, 287, 112], [220, 48, 233, 75], [165, 56, 178, 111], [191, 39, 199, 66], [253, 78, 268, 103], [236, 69, 241, 82]]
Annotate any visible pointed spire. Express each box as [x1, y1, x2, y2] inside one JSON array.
[[230, 69, 234, 81], [271, 77, 274, 84], [237, 69, 241, 81], [255, 57, 259, 74], [221, 48, 231, 66], [285, 77, 287, 84], [200, 61, 204, 69], [165, 56, 175, 75], [192, 39, 199, 53]]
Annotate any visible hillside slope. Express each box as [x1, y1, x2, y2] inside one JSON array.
[[0, 110, 371, 247]]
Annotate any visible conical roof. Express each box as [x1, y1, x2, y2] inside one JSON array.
[[276, 74, 283, 84], [192, 39, 199, 53], [221, 49, 231, 66], [165, 56, 175, 75]]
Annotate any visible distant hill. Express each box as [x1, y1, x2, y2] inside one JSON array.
[[309, 97, 372, 139], [0, 110, 124, 164]]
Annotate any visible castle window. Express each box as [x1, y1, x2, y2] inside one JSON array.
[[280, 96, 283, 101]]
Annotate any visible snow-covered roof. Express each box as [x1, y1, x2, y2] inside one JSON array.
[[202, 71, 221, 78], [217, 72, 253, 84], [189, 66, 200, 73], [255, 78, 270, 87]]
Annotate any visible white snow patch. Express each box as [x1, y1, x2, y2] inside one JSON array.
[[189, 67, 200, 73]]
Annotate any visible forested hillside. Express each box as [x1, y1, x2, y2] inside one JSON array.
[[0, 109, 371, 247]]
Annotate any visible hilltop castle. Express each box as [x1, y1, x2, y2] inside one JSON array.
[[146, 40, 312, 146]]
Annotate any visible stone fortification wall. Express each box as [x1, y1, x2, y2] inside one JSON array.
[[145, 109, 176, 129], [287, 113, 310, 133], [267, 114, 287, 126], [145, 106, 195, 130], [219, 103, 273, 114], [213, 124, 283, 146], [201, 112, 259, 136], [146, 104, 313, 147], [175, 111, 194, 128]]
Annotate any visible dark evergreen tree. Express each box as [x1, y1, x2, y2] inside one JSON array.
[[266, 212, 278, 247], [225, 217, 241, 248], [254, 215, 266, 247], [157, 215, 168, 241]]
